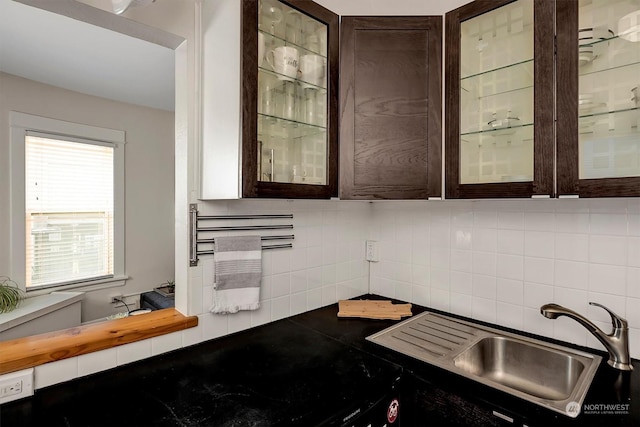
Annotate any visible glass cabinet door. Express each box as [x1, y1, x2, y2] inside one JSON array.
[[257, 0, 327, 185], [578, 0, 640, 180], [459, 0, 534, 185], [557, 0, 640, 197], [445, 0, 554, 198], [241, 0, 338, 198], [576, 0, 640, 197]]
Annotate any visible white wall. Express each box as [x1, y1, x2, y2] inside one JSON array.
[[0, 72, 175, 321]]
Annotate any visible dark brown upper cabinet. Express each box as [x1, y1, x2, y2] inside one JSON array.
[[200, 0, 338, 200], [556, 0, 640, 198], [445, 0, 555, 199], [339, 16, 443, 200]]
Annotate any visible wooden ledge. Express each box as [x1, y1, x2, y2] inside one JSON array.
[[0, 308, 198, 375]]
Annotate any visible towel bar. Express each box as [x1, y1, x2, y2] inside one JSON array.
[[189, 204, 294, 266]]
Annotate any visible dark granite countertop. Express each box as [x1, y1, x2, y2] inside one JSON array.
[[1, 295, 638, 427]]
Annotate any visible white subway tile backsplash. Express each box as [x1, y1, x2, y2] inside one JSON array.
[[116, 340, 152, 366], [251, 300, 272, 327], [587, 293, 626, 323], [451, 250, 472, 273], [35, 358, 78, 390], [497, 211, 524, 230], [472, 274, 496, 299], [290, 270, 307, 294], [271, 273, 291, 299], [472, 252, 496, 277], [151, 331, 183, 357], [227, 311, 252, 334], [588, 264, 626, 295], [472, 297, 496, 323], [271, 296, 291, 321], [628, 268, 640, 298], [201, 313, 229, 341], [411, 285, 430, 307], [473, 210, 497, 229], [430, 288, 450, 312], [496, 302, 523, 331], [452, 229, 472, 250], [554, 233, 589, 262], [321, 286, 337, 306], [524, 231, 555, 258], [628, 215, 640, 236], [555, 212, 590, 234], [473, 228, 497, 253], [523, 282, 554, 309], [554, 260, 589, 290], [590, 213, 627, 236], [77, 348, 117, 378], [449, 292, 472, 318], [525, 212, 555, 231], [523, 307, 554, 337], [451, 271, 472, 295], [497, 229, 524, 255], [496, 278, 524, 305], [497, 254, 524, 281], [553, 287, 588, 312], [589, 235, 627, 266], [553, 317, 588, 347], [430, 247, 450, 268], [290, 292, 307, 316], [524, 257, 554, 285], [411, 264, 429, 286], [629, 237, 640, 267], [430, 267, 450, 290]]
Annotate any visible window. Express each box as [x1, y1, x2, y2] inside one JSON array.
[[11, 112, 125, 292]]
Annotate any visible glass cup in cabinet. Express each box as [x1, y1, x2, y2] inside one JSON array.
[[266, 46, 299, 79]]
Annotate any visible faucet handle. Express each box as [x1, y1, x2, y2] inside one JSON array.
[[589, 302, 628, 330]]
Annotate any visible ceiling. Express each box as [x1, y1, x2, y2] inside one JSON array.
[[0, 0, 175, 111]]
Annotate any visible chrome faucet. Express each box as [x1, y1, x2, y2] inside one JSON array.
[[540, 302, 633, 371]]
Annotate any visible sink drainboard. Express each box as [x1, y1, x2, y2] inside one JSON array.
[[384, 313, 477, 360]]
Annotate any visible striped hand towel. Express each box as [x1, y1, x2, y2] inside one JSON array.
[[210, 235, 262, 314]]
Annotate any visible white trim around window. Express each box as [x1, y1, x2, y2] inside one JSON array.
[[10, 112, 126, 293]]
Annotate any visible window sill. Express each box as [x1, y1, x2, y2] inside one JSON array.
[[25, 275, 128, 296], [0, 308, 198, 375], [0, 291, 84, 334]]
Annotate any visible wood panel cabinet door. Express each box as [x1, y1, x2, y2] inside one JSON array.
[[339, 16, 443, 200]]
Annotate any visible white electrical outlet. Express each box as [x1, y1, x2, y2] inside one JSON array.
[[365, 240, 379, 262], [0, 368, 34, 404]]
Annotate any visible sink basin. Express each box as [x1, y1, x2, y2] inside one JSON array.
[[453, 336, 587, 401], [367, 312, 602, 418]]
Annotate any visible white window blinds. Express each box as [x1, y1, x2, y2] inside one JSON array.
[[25, 134, 115, 289]]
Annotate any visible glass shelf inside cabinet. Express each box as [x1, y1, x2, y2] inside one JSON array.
[[257, 115, 327, 185], [459, 0, 534, 78], [256, 0, 329, 186], [460, 125, 534, 184], [578, 0, 640, 180], [459, 0, 535, 184]]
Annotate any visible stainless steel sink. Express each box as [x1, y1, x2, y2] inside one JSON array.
[[367, 312, 602, 418]]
